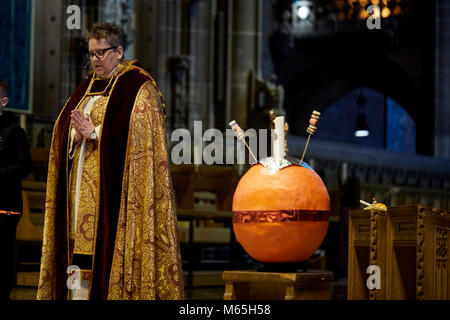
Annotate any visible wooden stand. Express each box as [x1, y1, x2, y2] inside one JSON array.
[[223, 271, 333, 300], [348, 205, 450, 300], [347, 207, 388, 300]]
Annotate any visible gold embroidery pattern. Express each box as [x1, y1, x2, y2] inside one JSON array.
[[37, 63, 182, 300], [69, 96, 108, 254], [108, 82, 184, 300], [37, 94, 108, 299], [37, 110, 64, 299], [79, 214, 95, 241]]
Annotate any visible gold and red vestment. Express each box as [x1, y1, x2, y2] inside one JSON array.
[[37, 60, 184, 300]]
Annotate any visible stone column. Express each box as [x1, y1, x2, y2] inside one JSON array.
[[134, 0, 159, 74], [165, 0, 186, 131], [33, 0, 62, 117], [187, 0, 216, 129], [99, 0, 136, 60], [135, 0, 184, 131], [434, 0, 450, 159], [228, 0, 262, 128], [59, 0, 85, 110]]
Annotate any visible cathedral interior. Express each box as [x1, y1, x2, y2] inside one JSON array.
[[1, 0, 449, 300]]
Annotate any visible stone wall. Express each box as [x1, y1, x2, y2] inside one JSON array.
[[434, 0, 450, 159]]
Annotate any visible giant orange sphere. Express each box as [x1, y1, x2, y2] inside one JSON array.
[[232, 163, 330, 263]]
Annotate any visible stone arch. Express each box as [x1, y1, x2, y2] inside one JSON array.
[[283, 50, 431, 155]]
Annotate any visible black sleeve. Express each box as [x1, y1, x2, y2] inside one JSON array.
[[0, 126, 33, 179]]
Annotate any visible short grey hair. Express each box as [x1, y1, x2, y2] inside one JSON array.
[[85, 23, 125, 48]]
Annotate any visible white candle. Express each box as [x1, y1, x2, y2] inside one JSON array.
[[360, 200, 371, 206], [272, 116, 285, 160]]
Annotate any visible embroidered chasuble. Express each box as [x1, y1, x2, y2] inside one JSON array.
[[37, 60, 184, 300]]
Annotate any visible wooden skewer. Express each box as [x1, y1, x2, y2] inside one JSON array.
[[300, 111, 321, 164], [300, 134, 311, 164], [229, 120, 258, 163], [243, 140, 258, 163]]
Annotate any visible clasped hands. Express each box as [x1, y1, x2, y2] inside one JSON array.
[[71, 110, 95, 143]]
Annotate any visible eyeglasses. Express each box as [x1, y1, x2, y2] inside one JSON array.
[[86, 46, 118, 60]]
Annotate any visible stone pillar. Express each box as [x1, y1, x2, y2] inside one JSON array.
[[99, 0, 136, 59], [164, 0, 185, 131], [59, 0, 85, 110], [228, 0, 262, 128], [135, 0, 184, 131], [187, 0, 216, 129], [33, 0, 62, 117], [135, 0, 159, 74], [434, 0, 450, 159], [139, 0, 217, 131]]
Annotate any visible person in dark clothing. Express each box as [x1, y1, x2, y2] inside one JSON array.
[[0, 80, 32, 300]]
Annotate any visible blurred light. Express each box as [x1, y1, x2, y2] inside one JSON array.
[[359, 0, 369, 7], [382, 7, 391, 18], [297, 6, 310, 20], [371, 6, 381, 19], [355, 130, 369, 137], [359, 8, 369, 19], [355, 114, 370, 137]]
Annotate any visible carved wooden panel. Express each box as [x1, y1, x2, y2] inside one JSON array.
[[391, 218, 417, 244], [349, 205, 450, 300], [434, 227, 448, 299], [352, 214, 370, 243], [415, 206, 426, 299]]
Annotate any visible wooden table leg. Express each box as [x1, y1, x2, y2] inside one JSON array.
[[224, 281, 236, 300], [284, 284, 295, 300]]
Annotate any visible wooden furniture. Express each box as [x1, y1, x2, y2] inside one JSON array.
[[387, 206, 449, 300], [347, 207, 388, 299], [171, 164, 239, 210], [15, 181, 46, 287], [13, 148, 48, 288], [16, 181, 45, 242], [28, 148, 50, 181], [348, 205, 450, 300], [18, 147, 49, 243], [172, 165, 252, 288], [177, 208, 234, 288], [223, 271, 333, 300], [177, 209, 233, 244]]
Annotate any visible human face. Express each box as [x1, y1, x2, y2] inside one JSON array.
[[88, 38, 123, 78], [0, 90, 8, 109]]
